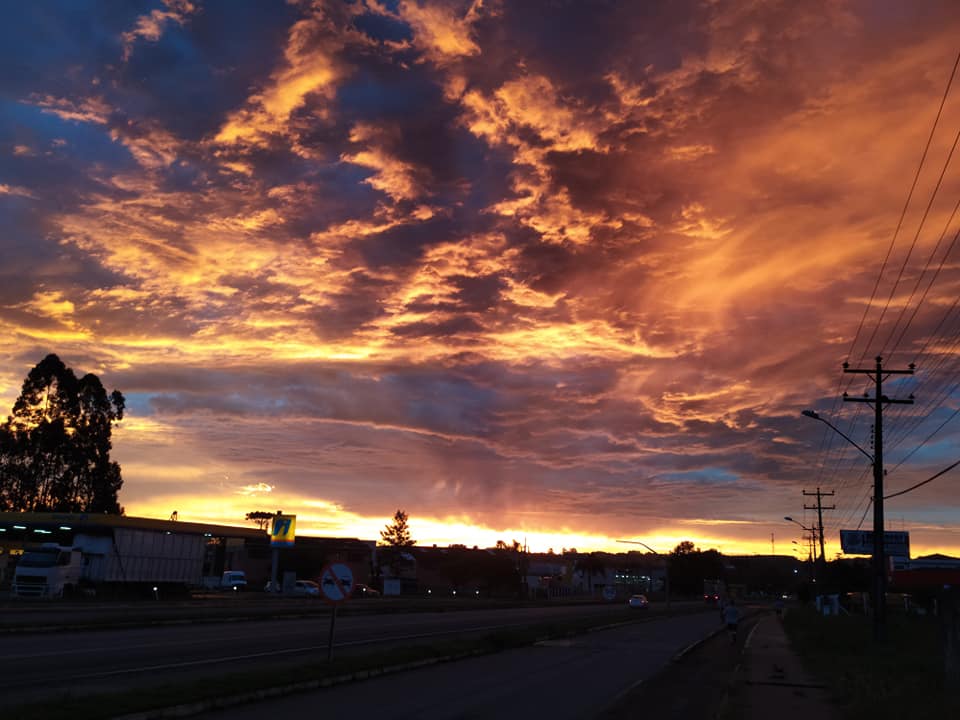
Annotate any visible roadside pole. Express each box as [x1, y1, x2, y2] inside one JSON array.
[[319, 562, 354, 662], [269, 512, 296, 593], [327, 605, 338, 662]]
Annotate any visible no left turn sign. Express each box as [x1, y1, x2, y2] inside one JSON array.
[[319, 563, 354, 604]]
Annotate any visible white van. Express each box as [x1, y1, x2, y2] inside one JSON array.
[[221, 570, 247, 591]]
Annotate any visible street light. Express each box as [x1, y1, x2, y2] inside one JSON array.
[[616, 540, 670, 608], [802, 409, 885, 640], [801, 411, 875, 463], [784, 517, 816, 580]]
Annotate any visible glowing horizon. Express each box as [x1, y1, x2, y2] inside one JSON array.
[[3, 2, 960, 561]]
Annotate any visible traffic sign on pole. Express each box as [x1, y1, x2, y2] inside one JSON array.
[[319, 562, 354, 604], [318, 563, 354, 662]]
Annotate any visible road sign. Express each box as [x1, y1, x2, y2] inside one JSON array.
[[319, 562, 354, 604], [270, 514, 296, 548], [840, 530, 910, 557], [602, 585, 616, 601]]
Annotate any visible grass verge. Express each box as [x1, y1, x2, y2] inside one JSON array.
[[9, 611, 643, 720], [783, 608, 960, 719]]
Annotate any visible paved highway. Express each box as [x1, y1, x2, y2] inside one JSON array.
[[2, 602, 709, 707], [196, 609, 724, 720]]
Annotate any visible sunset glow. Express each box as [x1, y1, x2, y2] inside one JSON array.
[[3, 1, 960, 560]]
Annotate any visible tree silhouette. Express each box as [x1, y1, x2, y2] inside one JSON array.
[[0, 354, 125, 513], [379, 509, 415, 578], [245, 511, 275, 531], [380, 509, 414, 547], [668, 540, 724, 596]]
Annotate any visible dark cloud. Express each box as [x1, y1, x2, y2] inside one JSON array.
[[2, 0, 960, 555]]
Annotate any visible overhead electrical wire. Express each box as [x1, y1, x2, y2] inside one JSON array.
[[844, 47, 960, 366], [885, 458, 960, 500], [861, 121, 960, 363], [881, 199, 960, 361], [808, 47, 960, 541]]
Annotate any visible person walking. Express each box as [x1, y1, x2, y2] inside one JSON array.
[[722, 598, 741, 643]]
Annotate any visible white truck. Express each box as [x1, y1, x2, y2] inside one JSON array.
[[11, 528, 209, 599], [11, 544, 83, 599]]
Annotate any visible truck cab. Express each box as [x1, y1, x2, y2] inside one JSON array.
[[12, 544, 82, 599]]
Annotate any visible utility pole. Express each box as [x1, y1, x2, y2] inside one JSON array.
[[844, 356, 914, 641], [803, 488, 835, 563]]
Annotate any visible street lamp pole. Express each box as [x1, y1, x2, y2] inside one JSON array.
[[784, 516, 816, 582], [804, 357, 915, 643], [616, 540, 670, 609]]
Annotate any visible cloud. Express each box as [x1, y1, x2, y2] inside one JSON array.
[[396, 0, 483, 64], [121, 0, 198, 60], [0, 184, 37, 199], [214, 9, 354, 149], [4, 1, 960, 558], [341, 123, 427, 200]]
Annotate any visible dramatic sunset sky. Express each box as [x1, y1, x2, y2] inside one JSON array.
[[3, 1, 960, 557]]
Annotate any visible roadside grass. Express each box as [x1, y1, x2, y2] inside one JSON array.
[[783, 608, 960, 719], [8, 610, 645, 720]]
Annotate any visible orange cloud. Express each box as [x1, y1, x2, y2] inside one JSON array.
[[214, 12, 346, 148], [397, 0, 483, 64], [341, 124, 426, 201], [121, 0, 197, 61]]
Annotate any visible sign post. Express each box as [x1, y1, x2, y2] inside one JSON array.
[[269, 513, 296, 593], [319, 562, 353, 661]]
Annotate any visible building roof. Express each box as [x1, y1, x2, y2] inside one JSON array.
[[0, 511, 266, 540]]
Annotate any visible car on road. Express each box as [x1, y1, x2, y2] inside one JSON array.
[[263, 580, 320, 596], [350, 583, 381, 598], [628, 594, 649, 609], [292, 580, 320, 597]]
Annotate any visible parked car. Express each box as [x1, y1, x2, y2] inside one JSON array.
[[350, 583, 381, 598], [292, 580, 320, 597], [628, 594, 649, 609], [263, 579, 320, 596]]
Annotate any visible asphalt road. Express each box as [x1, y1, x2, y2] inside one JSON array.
[[2, 602, 702, 707], [194, 609, 725, 720]]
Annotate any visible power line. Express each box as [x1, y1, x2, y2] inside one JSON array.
[[846, 47, 960, 365], [882, 199, 960, 362], [884, 458, 960, 500], [856, 497, 872, 531], [866, 121, 960, 362]]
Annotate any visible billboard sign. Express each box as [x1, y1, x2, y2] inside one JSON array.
[[839, 530, 909, 558], [270, 514, 296, 548]]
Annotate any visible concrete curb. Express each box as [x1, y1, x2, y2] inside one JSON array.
[[672, 608, 766, 662], [711, 611, 766, 719], [672, 625, 728, 662]]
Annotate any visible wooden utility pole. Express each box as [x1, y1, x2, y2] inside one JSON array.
[[804, 488, 835, 563], [844, 356, 914, 641]]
